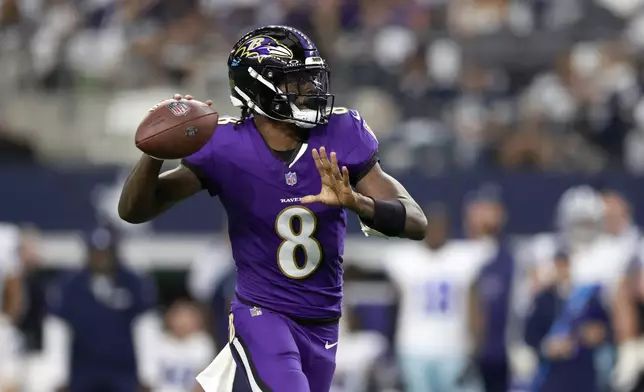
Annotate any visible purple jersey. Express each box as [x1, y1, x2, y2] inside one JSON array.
[[183, 108, 378, 319]]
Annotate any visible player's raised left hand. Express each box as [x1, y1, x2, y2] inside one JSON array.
[[301, 147, 358, 209]]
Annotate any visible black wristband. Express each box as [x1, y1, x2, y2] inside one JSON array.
[[361, 198, 407, 237]]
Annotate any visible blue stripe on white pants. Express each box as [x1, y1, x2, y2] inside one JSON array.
[[398, 355, 483, 392]]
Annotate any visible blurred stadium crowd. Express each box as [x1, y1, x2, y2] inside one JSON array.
[[3, 0, 644, 392], [4, 0, 644, 170]]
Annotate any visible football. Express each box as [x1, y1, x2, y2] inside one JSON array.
[[135, 99, 219, 160]]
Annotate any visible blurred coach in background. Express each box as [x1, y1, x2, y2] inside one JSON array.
[[46, 225, 158, 392], [525, 251, 611, 392]]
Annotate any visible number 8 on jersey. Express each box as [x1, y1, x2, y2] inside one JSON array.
[[276, 206, 322, 279]]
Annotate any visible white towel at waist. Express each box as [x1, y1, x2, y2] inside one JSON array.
[[196, 343, 237, 392]]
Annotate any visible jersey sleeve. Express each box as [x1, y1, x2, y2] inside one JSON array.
[[381, 244, 416, 285], [181, 123, 226, 197], [341, 109, 380, 186]]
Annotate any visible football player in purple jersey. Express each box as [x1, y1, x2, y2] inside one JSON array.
[[119, 25, 427, 392]]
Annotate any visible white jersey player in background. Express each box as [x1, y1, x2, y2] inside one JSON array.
[[152, 300, 214, 392], [559, 187, 633, 293], [527, 186, 604, 289], [529, 186, 633, 294], [383, 205, 489, 392]]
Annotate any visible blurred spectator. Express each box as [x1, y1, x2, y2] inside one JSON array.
[[152, 300, 214, 392], [524, 252, 611, 392], [493, 119, 556, 171], [128, 0, 205, 87], [45, 225, 158, 392], [29, 0, 79, 91], [465, 188, 516, 392], [383, 204, 488, 392], [449, 0, 511, 37]]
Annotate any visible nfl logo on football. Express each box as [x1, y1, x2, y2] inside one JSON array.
[[285, 172, 297, 186], [166, 101, 191, 117]]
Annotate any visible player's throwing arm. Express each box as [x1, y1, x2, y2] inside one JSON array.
[[118, 95, 215, 224]]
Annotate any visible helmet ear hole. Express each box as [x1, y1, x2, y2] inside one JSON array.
[[263, 68, 284, 88]]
